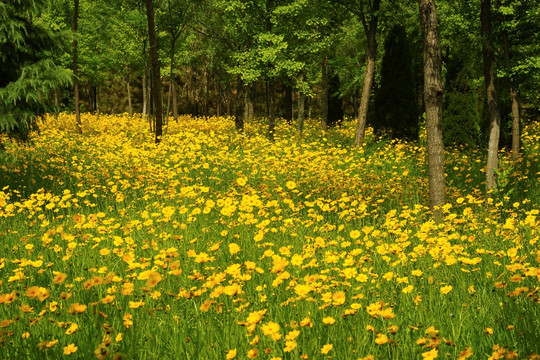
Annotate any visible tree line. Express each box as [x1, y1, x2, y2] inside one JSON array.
[[1, 0, 539, 217]]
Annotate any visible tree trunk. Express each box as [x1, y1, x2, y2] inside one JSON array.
[[145, 0, 163, 144], [127, 73, 133, 116], [481, 0, 501, 190], [354, 0, 380, 146], [234, 77, 244, 132], [502, 30, 520, 162], [172, 78, 178, 121], [284, 83, 293, 124], [321, 57, 329, 130], [248, 85, 254, 122], [419, 0, 446, 220], [268, 80, 276, 140], [96, 86, 100, 118], [72, 0, 81, 134], [298, 90, 305, 135], [168, 38, 177, 122], [54, 90, 59, 120], [142, 39, 148, 117]]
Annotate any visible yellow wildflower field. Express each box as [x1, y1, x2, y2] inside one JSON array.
[[0, 114, 539, 359]]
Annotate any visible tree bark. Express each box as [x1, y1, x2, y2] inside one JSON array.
[[172, 77, 178, 121], [481, 0, 501, 190], [419, 0, 446, 220], [127, 73, 133, 116], [142, 39, 148, 117], [234, 77, 244, 132], [354, 0, 381, 146], [145, 0, 163, 144], [321, 57, 329, 130], [284, 83, 293, 124], [298, 90, 305, 135], [502, 30, 520, 162], [72, 0, 81, 134], [268, 80, 276, 140]]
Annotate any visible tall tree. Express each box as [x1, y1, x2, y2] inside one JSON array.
[[337, 0, 381, 146], [145, 0, 163, 144], [481, 0, 501, 191], [419, 0, 446, 220], [0, 0, 71, 141], [73, 0, 81, 133]]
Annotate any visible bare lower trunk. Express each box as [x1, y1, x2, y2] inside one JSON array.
[[172, 79, 178, 121], [145, 0, 163, 144], [298, 90, 305, 135], [234, 77, 244, 132], [354, 0, 380, 146], [419, 0, 446, 220], [54, 90, 59, 120], [285, 83, 293, 124], [127, 75, 133, 116], [502, 30, 520, 162], [321, 57, 328, 130], [73, 0, 81, 134], [96, 87, 100, 118], [142, 69, 147, 116], [268, 81, 276, 140], [481, 0, 501, 190]]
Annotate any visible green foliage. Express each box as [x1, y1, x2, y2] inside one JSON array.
[[372, 24, 418, 140], [443, 55, 481, 147], [0, 0, 71, 140]]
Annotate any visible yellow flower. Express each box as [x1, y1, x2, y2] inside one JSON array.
[[374, 333, 388, 345], [261, 321, 280, 336], [226, 349, 237, 359], [236, 177, 247, 186], [53, 272, 67, 284], [458, 347, 473, 360], [228, 243, 240, 255], [411, 269, 423, 277], [422, 348, 438, 359], [320, 343, 333, 354], [247, 348, 258, 359], [123, 313, 133, 328], [332, 291, 346, 306], [68, 303, 87, 314], [63, 343, 78, 355], [350, 230, 361, 239], [285, 181, 296, 190], [145, 272, 162, 288], [65, 323, 79, 335], [440, 285, 453, 295], [322, 316, 335, 325]]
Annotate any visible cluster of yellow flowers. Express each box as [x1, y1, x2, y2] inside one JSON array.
[[0, 113, 538, 359]]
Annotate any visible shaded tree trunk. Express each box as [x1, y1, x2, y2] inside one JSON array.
[[284, 83, 293, 124], [145, 0, 163, 144], [127, 73, 133, 116], [481, 0, 501, 190], [354, 0, 381, 146], [73, 0, 81, 134], [268, 80, 276, 140], [234, 77, 244, 132], [321, 57, 329, 130], [419, 0, 446, 220], [142, 39, 148, 117], [298, 90, 305, 135], [502, 30, 520, 162], [172, 78, 178, 121]]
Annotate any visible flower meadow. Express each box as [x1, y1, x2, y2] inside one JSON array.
[[0, 114, 539, 360]]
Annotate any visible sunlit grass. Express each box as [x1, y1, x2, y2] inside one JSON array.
[[0, 113, 539, 359]]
